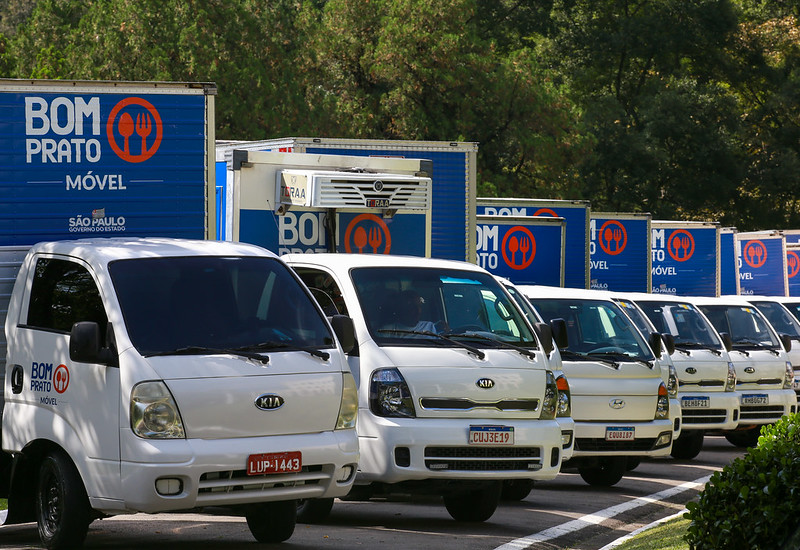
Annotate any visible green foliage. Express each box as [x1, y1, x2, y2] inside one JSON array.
[[684, 414, 800, 550]]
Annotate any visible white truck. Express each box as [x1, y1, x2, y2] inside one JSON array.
[[688, 295, 797, 447], [622, 293, 739, 459], [519, 286, 675, 486], [0, 238, 359, 548], [283, 253, 565, 522]]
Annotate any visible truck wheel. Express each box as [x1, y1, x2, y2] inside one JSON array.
[[245, 500, 296, 543], [671, 431, 704, 460], [724, 426, 761, 448], [296, 498, 334, 523], [443, 482, 502, 522], [501, 479, 534, 501], [36, 450, 91, 550], [578, 457, 626, 487]]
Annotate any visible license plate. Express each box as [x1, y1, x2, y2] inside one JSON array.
[[681, 396, 710, 408], [741, 394, 769, 405], [366, 198, 389, 208], [794, 377, 800, 390], [469, 425, 514, 445], [247, 451, 302, 476], [605, 427, 635, 441]]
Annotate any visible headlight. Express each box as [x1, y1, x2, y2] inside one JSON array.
[[784, 361, 794, 389], [725, 361, 737, 392], [540, 371, 558, 420], [336, 372, 358, 430], [369, 368, 416, 418], [130, 381, 185, 439], [655, 382, 669, 420], [667, 364, 679, 397], [556, 374, 571, 417]]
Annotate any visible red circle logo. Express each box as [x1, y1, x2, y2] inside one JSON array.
[[106, 97, 163, 163], [344, 214, 392, 254], [788, 251, 800, 279], [501, 226, 536, 270], [743, 240, 767, 268], [598, 220, 627, 255], [53, 364, 70, 394], [667, 230, 695, 262], [533, 208, 558, 217]]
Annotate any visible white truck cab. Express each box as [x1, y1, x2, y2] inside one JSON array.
[[688, 295, 797, 447], [519, 286, 674, 487], [284, 253, 564, 522], [1, 238, 359, 548], [620, 293, 739, 459]]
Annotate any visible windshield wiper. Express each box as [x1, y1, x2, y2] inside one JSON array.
[[588, 351, 653, 368], [673, 342, 722, 356], [145, 346, 270, 365], [236, 341, 330, 360], [443, 331, 538, 360], [378, 329, 486, 360], [559, 350, 619, 368]]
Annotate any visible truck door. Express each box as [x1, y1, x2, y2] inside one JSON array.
[[9, 256, 120, 463]]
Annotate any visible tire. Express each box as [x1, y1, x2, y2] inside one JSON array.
[[36, 450, 91, 550], [296, 498, 334, 523], [578, 457, 626, 487], [245, 500, 297, 543], [671, 431, 705, 460], [443, 482, 502, 522], [724, 426, 761, 448], [501, 479, 534, 501], [625, 457, 641, 471]]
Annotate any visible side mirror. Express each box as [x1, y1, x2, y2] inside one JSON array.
[[329, 314, 356, 354], [534, 322, 554, 355], [549, 318, 569, 349], [780, 334, 793, 353], [648, 332, 663, 357], [719, 332, 733, 353], [661, 333, 676, 356], [70, 322, 117, 366]]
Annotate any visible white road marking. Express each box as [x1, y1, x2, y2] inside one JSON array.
[[493, 475, 710, 550]]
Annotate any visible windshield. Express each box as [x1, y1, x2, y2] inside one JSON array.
[[109, 256, 335, 356], [614, 299, 653, 335], [698, 304, 780, 349], [527, 298, 655, 361], [751, 301, 800, 338], [350, 267, 537, 348], [636, 301, 722, 348], [781, 301, 800, 325]]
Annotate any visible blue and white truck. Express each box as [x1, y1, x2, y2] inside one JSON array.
[[0, 80, 360, 548]]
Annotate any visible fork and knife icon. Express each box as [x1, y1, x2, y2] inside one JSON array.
[[118, 112, 152, 156]]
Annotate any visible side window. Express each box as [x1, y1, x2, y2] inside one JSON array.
[[293, 267, 348, 317], [27, 258, 108, 335]]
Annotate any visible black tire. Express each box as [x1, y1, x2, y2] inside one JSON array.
[[443, 482, 502, 522], [296, 498, 334, 523], [578, 457, 626, 487], [36, 450, 91, 550], [501, 479, 534, 501], [671, 431, 705, 460], [245, 500, 297, 543], [724, 426, 761, 448]]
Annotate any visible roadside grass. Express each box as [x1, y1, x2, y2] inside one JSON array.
[[0, 498, 6, 510], [611, 515, 690, 550]]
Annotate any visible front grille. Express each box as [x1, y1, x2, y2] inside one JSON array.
[[740, 405, 785, 421], [681, 408, 728, 425], [419, 398, 539, 411], [737, 379, 782, 387], [575, 438, 658, 452], [679, 380, 724, 387], [196, 465, 328, 504], [424, 446, 542, 471]]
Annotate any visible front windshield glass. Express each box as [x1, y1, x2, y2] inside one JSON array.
[[109, 256, 334, 355], [350, 267, 536, 348], [751, 301, 800, 337], [614, 299, 653, 335], [636, 301, 722, 348], [698, 305, 780, 349], [781, 301, 800, 324], [527, 298, 655, 360]]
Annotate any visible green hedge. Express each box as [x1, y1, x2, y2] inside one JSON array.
[[685, 413, 800, 549]]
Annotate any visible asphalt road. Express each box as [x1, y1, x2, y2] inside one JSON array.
[[0, 435, 744, 550]]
